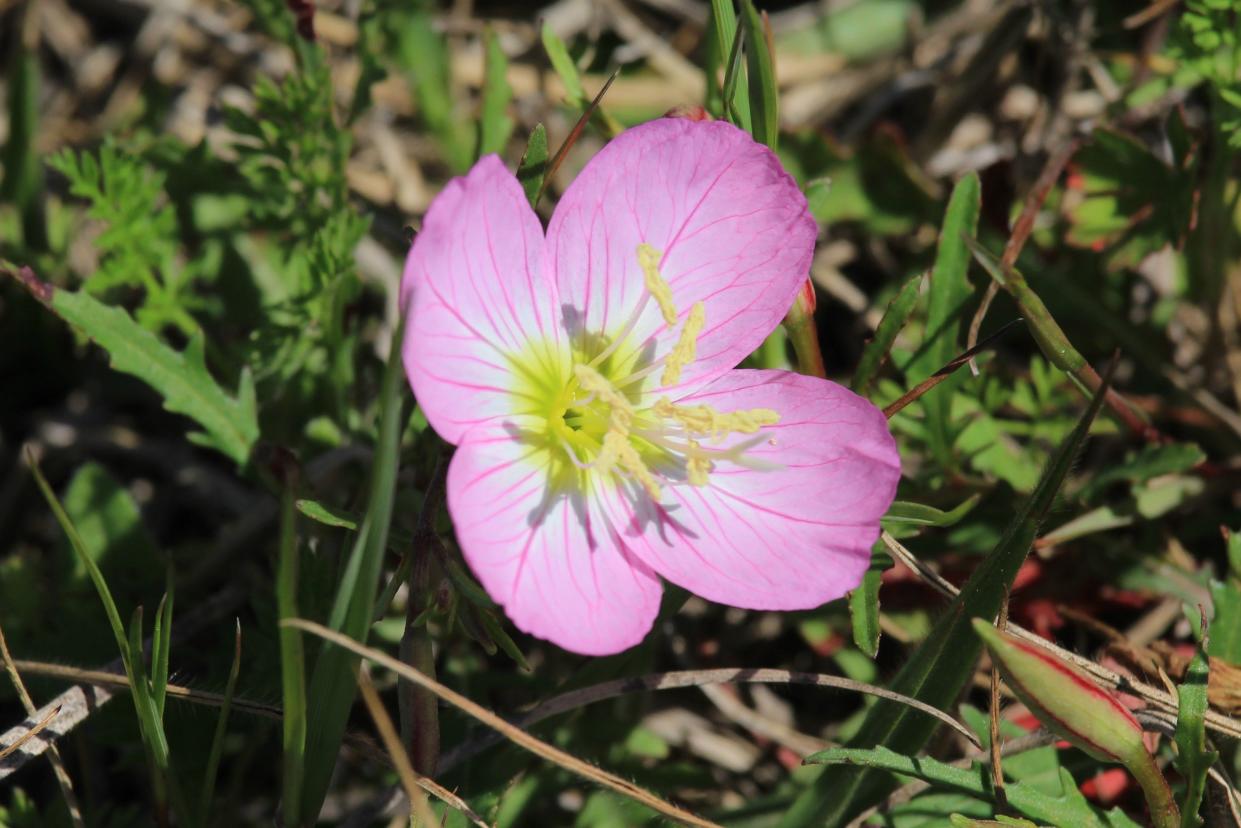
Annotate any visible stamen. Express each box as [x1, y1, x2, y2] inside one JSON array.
[[637, 243, 677, 327], [574, 365, 633, 416], [686, 440, 711, 486], [660, 301, 705, 387], [652, 397, 780, 440]]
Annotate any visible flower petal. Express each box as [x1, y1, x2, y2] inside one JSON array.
[[447, 417, 664, 656], [403, 156, 566, 445], [547, 119, 816, 398], [602, 369, 900, 610]]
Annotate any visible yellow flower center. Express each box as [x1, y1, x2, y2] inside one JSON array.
[[508, 244, 781, 501]]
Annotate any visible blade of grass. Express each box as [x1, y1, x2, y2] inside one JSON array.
[[708, 0, 750, 127], [151, 573, 173, 719], [277, 474, 307, 824], [299, 319, 407, 824], [477, 27, 514, 158], [852, 272, 924, 395], [782, 358, 1117, 828], [905, 173, 981, 469], [739, 0, 778, 150], [199, 621, 241, 822], [540, 23, 623, 136], [719, 21, 746, 127]]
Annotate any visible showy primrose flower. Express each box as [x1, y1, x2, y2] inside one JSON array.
[[402, 118, 900, 655]]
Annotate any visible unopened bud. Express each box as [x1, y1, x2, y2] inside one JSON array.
[[972, 619, 1179, 828]]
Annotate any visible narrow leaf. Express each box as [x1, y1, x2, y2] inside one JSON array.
[[278, 486, 307, 824], [739, 0, 778, 150], [1173, 642, 1214, 827], [300, 319, 407, 822], [478, 28, 514, 158], [849, 549, 889, 658], [517, 123, 549, 208], [200, 621, 242, 821], [852, 271, 924, 394], [541, 23, 585, 107], [907, 173, 981, 469], [883, 495, 982, 528]]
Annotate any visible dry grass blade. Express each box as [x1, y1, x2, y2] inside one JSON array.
[[284, 618, 721, 828], [879, 531, 1241, 741], [356, 667, 443, 828], [0, 621, 84, 826], [0, 705, 61, 762], [13, 659, 282, 719], [441, 667, 980, 771]]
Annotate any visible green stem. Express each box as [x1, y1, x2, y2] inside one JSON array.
[[1126, 750, 1181, 828], [783, 308, 826, 379]]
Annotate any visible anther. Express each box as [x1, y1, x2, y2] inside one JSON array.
[[661, 301, 705, 387], [637, 243, 678, 327]]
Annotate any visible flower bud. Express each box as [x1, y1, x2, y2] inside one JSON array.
[[972, 618, 1179, 828]]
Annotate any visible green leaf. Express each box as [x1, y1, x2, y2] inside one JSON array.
[[200, 621, 243, 822], [852, 271, 923, 394], [1, 40, 46, 250], [1208, 529, 1241, 664], [883, 495, 982, 528], [783, 368, 1113, 827], [805, 747, 1140, 828], [478, 28, 514, 158], [11, 275, 259, 465], [849, 548, 890, 657], [151, 575, 174, 719], [300, 319, 407, 822], [740, 0, 778, 151], [296, 498, 359, 530], [1077, 443, 1205, 502], [541, 23, 585, 108], [279, 487, 307, 824], [1063, 127, 1197, 271], [907, 172, 981, 470], [517, 124, 549, 207], [706, 0, 751, 127], [1173, 642, 1214, 827]]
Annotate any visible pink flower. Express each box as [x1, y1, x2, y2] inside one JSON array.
[[402, 118, 900, 655]]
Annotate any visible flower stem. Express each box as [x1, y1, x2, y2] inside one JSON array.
[[1126, 749, 1180, 828], [782, 282, 826, 378]]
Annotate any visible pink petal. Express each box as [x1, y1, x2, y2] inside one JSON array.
[[601, 370, 900, 610], [402, 156, 565, 445], [547, 119, 816, 398], [447, 417, 664, 656]]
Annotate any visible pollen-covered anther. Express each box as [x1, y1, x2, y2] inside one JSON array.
[[637, 243, 678, 327], [574, 364, 633, 415], [653, 397, 781, 440], [661, 301, 705, 387], [686, 441, 712, 486]]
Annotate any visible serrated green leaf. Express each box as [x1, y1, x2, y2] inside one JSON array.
[[1078, 443, 1205, 502], [849, 548, 889, 657], [805, 747, 1140, 828], [43, 286, 258, 464]]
